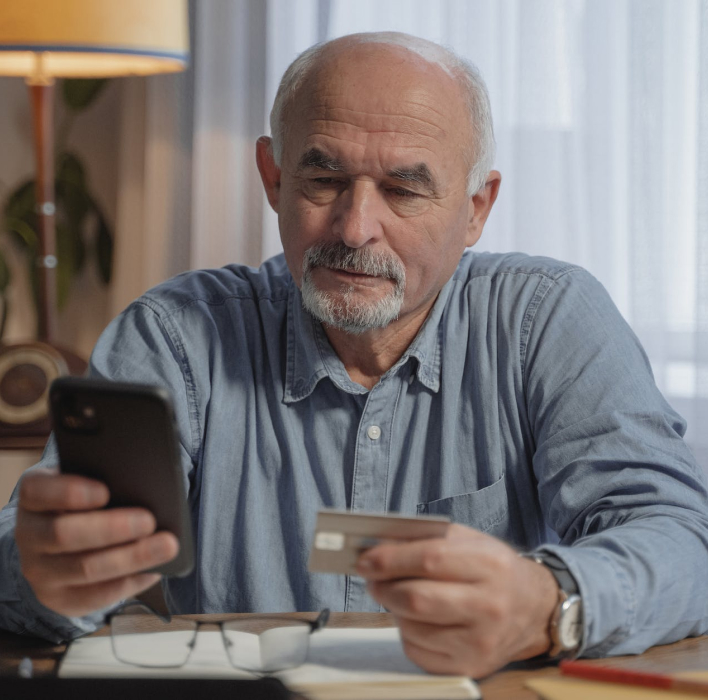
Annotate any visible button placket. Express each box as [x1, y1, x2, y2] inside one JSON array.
[[346, 379, 398, 613]]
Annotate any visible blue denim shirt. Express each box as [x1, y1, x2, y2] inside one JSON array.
[[2, 251, 708, 655]]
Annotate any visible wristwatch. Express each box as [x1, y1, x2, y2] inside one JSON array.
[[524, 551, 583, 659]]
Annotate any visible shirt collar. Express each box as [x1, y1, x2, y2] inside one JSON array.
[[283, 275, 454, 403]]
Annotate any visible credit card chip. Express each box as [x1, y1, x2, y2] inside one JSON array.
[[314, 531, 345, 551]]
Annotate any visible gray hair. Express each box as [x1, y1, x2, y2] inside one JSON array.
[[268, 32, 496, 196]]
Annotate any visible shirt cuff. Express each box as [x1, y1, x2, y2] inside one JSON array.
[[532, 543, 633, 658], [4, 534, 109, 643]]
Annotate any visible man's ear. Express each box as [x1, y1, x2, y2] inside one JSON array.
[[256, 136, 281, 212], [465, 170, 501, 247]]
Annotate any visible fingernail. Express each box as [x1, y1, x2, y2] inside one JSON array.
[[83, 484, 106, 504], [84, 483, 110, 504], [357, 558, 374, 573], [131, 513, 155, 536], [150, 535, 175, 561]]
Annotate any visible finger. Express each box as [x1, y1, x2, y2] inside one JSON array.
[[41, 573, 162, 618], [397, 615, 509, 679], [18, 508, 157, 555], [397, 615, 463, 653], [28, 532, 180, 587], [357, 532, 498, 582], [19, 471, 110, 513], [397, 633, 463, 676], [367, 578, 496, 625]]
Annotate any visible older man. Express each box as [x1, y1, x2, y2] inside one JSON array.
[[1, 32, 707, 678]]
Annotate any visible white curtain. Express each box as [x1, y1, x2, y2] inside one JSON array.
[[114, 0, 708, 465]]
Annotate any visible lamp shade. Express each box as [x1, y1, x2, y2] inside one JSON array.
[[0, 0, 189, 78]]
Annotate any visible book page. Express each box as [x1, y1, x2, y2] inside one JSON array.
[[59, 626, 479, 698]]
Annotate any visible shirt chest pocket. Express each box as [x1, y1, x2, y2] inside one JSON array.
[[416, 474, 510, 540]]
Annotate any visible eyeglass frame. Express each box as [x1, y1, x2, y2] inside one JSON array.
[[105, 600, 331, 673]]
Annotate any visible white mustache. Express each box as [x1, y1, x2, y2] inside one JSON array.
[[303, 243, 406, 287]]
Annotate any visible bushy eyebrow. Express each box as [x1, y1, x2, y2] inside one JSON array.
[[297, 148, 345, 172], [297, 147, 438, 194], [387, 164, 437, 194]]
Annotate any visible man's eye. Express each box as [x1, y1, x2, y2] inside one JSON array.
[[312, 177, 338, 186], [389, 187, 419, 198]]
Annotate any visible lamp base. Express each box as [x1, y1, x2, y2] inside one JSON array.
[[0, 341, 87, 449]]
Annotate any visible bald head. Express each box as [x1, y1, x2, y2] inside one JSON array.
[[269, 32, 495, 196]]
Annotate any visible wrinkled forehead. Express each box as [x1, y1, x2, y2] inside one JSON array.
[[284, 43, 472, 165]]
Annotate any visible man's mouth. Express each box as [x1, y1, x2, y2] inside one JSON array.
[[301, 244, 406, 291], [334, 267, 372, 276], [325, 265, 388, 279]]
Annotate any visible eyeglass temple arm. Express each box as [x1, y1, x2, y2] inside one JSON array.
[[309, 608, 330, 632]]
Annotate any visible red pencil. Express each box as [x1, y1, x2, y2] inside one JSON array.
[[559, 660, 708, 697]]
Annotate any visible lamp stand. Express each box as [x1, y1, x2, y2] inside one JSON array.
[[30, 81, 58, 343], [0, 77, 87, 449]]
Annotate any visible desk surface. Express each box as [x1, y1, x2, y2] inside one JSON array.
[[1, 612, 707, 699]]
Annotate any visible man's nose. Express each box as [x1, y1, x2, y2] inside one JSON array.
[[332, 181, 385, 249]]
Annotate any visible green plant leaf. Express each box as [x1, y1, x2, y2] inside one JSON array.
[[28, 251, 39, 327], [96, 212, 113, 284], [61, 211, 86, 275], [55, 152, 94, 277], [56, 152, 86, 189], [72, 215, 86, 274], [56, 181, 90, 226], [0, 294, 9, 341], [5, 216, 38, 253], [75, 224, 87, 273], [3, 180, 37, 260], [56, 222, 74, 310], [4, 179, 35, 222], [62, 79, 109, 111], [56, 177, 90, 261], [0, 250, 10, 292], [2, 144, 114, 329]]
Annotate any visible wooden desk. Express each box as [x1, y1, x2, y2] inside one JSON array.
[[1, 613, 707, 699]]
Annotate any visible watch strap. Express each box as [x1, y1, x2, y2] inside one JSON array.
[[522, 551, 582, 659], [531, 552, 579, 596]]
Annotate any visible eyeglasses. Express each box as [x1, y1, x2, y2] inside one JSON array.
[[106, 601, 330, 674]]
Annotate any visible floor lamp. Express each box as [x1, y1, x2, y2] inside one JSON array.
[[0, 0, 188, 448]]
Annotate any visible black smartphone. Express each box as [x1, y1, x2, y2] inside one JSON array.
[[49, 377, 195, 578]]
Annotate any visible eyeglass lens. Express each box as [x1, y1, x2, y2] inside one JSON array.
[[111, 605, 316, 673], [221, 618, 312, 673], [111, 603, 197, 668]]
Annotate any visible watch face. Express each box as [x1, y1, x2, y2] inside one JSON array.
[[559, 595, 583, 649]]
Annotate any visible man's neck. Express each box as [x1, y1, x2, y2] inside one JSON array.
[[322, 298, 437, 390]]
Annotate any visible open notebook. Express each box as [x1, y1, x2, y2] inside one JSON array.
[[59, 626, 480, 700]]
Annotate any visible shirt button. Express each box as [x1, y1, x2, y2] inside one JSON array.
[[367, 425, 381, 440]]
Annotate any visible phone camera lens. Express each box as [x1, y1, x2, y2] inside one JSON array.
[[64, 415, 81, 429]]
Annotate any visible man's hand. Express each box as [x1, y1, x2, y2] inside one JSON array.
[[356, 524, 558, 678], [15, 469, 179, 617]]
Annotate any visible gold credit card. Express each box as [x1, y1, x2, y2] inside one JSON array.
[[308, 509, 450, 575]]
